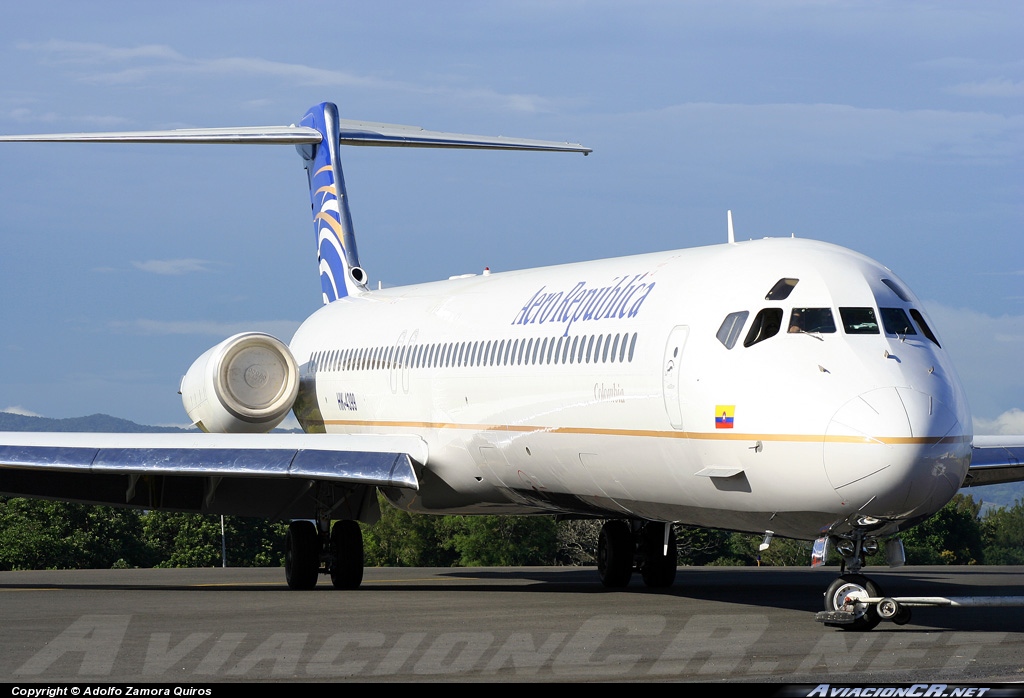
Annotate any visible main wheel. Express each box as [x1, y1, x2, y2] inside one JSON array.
[[640, 523, 677, 589], [824, 574, 882, 631], [329, 520, 364, 590], [597, 520, 634, 588], [285, 520, 320, 590]]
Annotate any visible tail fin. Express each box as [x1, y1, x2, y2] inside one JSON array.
[[0, 102, 590, 305], [297, 103, 366, 303]]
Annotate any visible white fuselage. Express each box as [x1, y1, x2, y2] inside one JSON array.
[[289, 237, 972, 540]]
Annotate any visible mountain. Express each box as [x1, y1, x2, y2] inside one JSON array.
[[0, 412, 193, 433]]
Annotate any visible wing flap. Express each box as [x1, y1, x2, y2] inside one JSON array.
[[963, 435, 1024, 487]]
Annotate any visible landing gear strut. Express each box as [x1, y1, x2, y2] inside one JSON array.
[[597, 519, 677, 589], [284, 518, 364, 590], [818, 530, 891, 630]]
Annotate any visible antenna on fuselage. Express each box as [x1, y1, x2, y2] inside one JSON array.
[[727, 210, 736, 245]]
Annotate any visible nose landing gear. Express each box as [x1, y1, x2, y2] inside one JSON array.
[[816, 530, 896, 630]]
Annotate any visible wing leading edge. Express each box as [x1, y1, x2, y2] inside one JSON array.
[[963, 435, 1024, 488]]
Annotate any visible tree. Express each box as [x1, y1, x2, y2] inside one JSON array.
[[897, 494, 984, 565], [981, 499, 1024, 565], [141, 512, 285, 568], [443, 515, 558, 567], [362, 500, 459, 567], [0, 497, 152, 570]]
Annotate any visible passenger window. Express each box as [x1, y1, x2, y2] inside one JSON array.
[[839, 307, 880, 334], [766, 278, 799, 301], [880, 308, 917, 336], [910, 309, 941, 347], [716, 311, 749, 349], [789, 308, 836, 334], [743, 308, 784, 347]]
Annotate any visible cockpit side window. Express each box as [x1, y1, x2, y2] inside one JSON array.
[[881, 278, 912, 302], [766, 278, 799, 300], [839, 307, 880, 334], [743, 308, 784, 347], [716, 311, 749, 349], [909, 309, 941, 347], [789, 308, 836, 334], [880, 307, 917, 336]]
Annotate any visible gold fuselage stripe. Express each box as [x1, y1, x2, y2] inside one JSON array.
[[319, 419, 967, 446]]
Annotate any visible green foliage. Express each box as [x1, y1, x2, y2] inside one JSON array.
[[981, 499, 1024, 565], [0, 498, 152, 570], [443, 515, 558, 567], [675, 526, 733, 565], [898, 494, 984, 565], [3, 489, 1021, 571], [555, 519, 600, 565], [362, 501, 459, 567], [719, 532, 812, 567], [141, 512, 286, 568]]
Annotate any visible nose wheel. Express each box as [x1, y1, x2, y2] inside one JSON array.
[[822, 574, 883, 631]]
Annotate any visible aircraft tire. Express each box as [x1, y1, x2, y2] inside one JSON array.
[[330, 520, 364, 590], [824, 573, 882, 631], [285, 520, 320, 590], [598, 520, 634, 588]]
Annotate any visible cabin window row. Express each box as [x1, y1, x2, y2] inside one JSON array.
[[309, 332, 640, 373]]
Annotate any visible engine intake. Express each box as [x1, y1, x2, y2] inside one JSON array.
[[180, 332, 299, 433]]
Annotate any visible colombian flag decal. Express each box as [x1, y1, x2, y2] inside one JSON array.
[[715, 405, 735, 429]]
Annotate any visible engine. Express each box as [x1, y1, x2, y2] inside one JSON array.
[[180, 332, 299, 433]]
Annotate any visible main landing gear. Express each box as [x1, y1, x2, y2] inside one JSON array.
[[597, 520, 677, 589], [284, 518, 364, 590]]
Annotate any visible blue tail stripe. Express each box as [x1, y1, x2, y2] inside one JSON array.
[[298, 102, 363, 303]]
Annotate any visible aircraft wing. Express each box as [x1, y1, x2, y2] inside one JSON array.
[[962, 435, 1024, 487], [0, 432, 424, 520]]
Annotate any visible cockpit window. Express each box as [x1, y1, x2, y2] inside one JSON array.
[[766, 278, 799, 300], [744, 308, 784, 347], [789, 308, 837, 334], [880, 307, 917, 336], [839, 307, 880, 334], [716, 311, 749, 349], [910, 309, 941, 347], [881, 278, 912, 302]]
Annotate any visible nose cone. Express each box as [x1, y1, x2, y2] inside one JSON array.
[[825, 387, 970, 523]]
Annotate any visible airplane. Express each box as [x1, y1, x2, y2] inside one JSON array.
[[1, 101, 1022, 631]]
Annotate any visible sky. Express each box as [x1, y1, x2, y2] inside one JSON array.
[[0, 1, 1021, 431]]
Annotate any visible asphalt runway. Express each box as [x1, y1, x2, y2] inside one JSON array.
[[1, 565, 1022, 683]]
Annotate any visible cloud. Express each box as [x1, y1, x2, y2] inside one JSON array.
[[131, 259, 216, 275], [974, 408, 1024, 436], [922, 302, 1024, 422], [617, 102, 1024, 165], [109, 319, 301, 339], [2, 406, 42, 417], [18, 41, 555, 114], [946, 78, 1024, 98]]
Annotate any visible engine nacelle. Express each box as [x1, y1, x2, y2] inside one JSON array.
[[180, 332, 299, 433]]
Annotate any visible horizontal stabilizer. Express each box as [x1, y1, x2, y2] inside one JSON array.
[[0, 120, 591, 154]]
